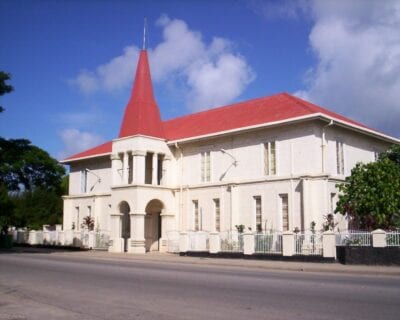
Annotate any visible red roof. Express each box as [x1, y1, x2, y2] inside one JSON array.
[[63, 141, 112, 161], [163, 93, 369, 141], [118, 50, 165, 139], [62, 93, 378, 162]]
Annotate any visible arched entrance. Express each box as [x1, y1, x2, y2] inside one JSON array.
[[119, 201, 130, 252], [145, 199, 164, 252]]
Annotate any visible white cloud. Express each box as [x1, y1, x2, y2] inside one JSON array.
[[58, 129, 103, 160], [70, 16, 254, 111], [248, 0, 310, 20], [295, 0, 400, 137]]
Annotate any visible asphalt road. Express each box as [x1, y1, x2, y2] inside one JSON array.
[[0, 252, 399, 320]]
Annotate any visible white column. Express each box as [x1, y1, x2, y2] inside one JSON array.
[[159, 212, 175, 252], [282, 231, 295, 256], [110, 154, 121, 186], [133, 151, 146, 184], [128, 210, 146, 254], [209, 232, 221, 253], [243, 233, 255, 255], [372, 229, 386, 248], [123, 152, 129, 184], [108, 213, 124, 253], [322, 230, 336, 258], [152, 152, 158, 185]]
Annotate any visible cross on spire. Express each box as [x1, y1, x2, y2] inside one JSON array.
[[143, 17, 148, 50]]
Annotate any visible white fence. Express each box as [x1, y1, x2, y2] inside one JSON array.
[[294, 232, 323, 255], [336, 230, 371, 246], [220, 231, 243, 252], [386, 230, 400, 247], [188, 231, 209, 251], [254, 232, 282, 254], [11, 229, 110, 250]]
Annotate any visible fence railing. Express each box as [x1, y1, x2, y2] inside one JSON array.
[[188, 231, 209, 252], [166, 230, 180, 253], [336, 230, 371, 246], [94, 231, 110, 250], [386, 230, 400, 247], [220, 231, 243, 252], [295, 232, 323, 255], [254, 232, 282, 254]]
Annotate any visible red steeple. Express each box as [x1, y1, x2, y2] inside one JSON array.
[[118, 50, 165, 139]]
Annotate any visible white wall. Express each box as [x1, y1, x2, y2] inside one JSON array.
[[69, 157, 111, 196]]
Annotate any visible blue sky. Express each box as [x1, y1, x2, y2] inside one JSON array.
[[1, 0, 399, 160]]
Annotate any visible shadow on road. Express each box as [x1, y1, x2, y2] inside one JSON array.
[[0, 245, 89, 255]]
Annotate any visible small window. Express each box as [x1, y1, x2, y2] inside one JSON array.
[[87, 205, 92, 217], [214, 199, 220, 232], [280, 194, 289, 232], [336, 141, 344, 175], [201, 151, 211, 182], [254, 196, 262, 232], [75, 206, 80, 231], [193, 200, 199, 231], [80, 169, 87, 193], [330, 193, 336, 213], [264, 141, 276, 175]]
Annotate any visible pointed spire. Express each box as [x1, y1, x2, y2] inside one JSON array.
[[118, 48, 165, 139]]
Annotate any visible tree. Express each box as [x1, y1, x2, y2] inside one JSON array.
[[335, 145, 400, 230], [0, 138, 65, 192], [0, 138, 66, 231], [0, 71, 14, 113]]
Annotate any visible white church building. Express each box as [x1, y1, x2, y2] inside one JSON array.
[[61, 47, 398, 254]]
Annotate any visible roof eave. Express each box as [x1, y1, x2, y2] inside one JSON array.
[[60, 152, 111, 164]]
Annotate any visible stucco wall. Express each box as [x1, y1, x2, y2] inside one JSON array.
[[69, 157, 111, 195]]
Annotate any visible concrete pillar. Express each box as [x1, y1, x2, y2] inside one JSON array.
[[28, 230, 37, 245], [108, 213, 124, 253], [243, 233, 255, 255], [372, 229, 386, 247], [64, 230, 74, 246], [58, 231, 65, 246], [129, 211, 146, 254], [111, 154, 122, 186], [179, 232, 189, 253], [123, 152, 129, 184], [88, 231, 95, 249], [282, 231, 295, 256], [322, 230, 336, 258], [152, 152, 158, 185], [133, 151, 146, 184], [209, 232, 221, 253], [159, 212, 175, 252]]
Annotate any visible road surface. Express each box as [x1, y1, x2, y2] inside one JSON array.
[[0, 251, 399, 320]]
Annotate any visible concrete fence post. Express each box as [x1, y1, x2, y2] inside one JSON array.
[[179, 232, 189, 253], [322, 231, 336, 258], [209, 232, 221, 253], [88, 231, 95, 249], [371, 229, 386, 247], [28, 230, 37, 245], [282, 231, 295, 256], [243, 233, 255, 255]]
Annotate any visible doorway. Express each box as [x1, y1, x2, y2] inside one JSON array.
[[144, 199, 163, 252]]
